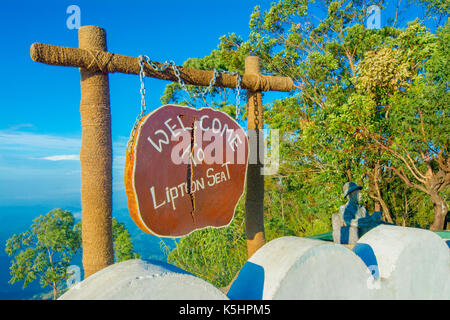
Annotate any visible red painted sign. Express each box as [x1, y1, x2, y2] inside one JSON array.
[[125, 105, 248, 237]]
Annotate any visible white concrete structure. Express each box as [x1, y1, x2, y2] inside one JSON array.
[[228, 226, 449, 300], [227, 237, 374, 299], [357, 225, 450, 299], [59, 259, 228, 300]]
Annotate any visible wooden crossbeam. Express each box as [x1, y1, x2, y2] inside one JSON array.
[[30, 42, 294, 92]]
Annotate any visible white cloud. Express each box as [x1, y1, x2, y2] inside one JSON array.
[[0, 130, 130, 206], [7, 123, 35, 131], [0, 130, 81, 151], [40, 154, 80, 161]]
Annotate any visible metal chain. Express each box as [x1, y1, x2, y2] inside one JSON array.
[[214, 69, 242, 120], [127, 55, 149, 154], [235, 73, 242, 120], [138, 55, 147, 119], [253, 93, 260, 129], [128, 56, 243, 153], [140, 55, 220, 104], [141, 55, 243, 119]]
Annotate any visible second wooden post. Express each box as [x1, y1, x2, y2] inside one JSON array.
[[244, 56, 266, 258]]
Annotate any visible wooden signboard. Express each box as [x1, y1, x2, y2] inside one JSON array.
[[125, 105, 249, 237]]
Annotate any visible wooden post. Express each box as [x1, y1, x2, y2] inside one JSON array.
[[244, 56, 266, 258], [78, 26, 114, 277]]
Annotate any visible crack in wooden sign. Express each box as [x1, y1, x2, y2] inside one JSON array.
[[187, 119, 196, 224], [125, 105, 249, 237]]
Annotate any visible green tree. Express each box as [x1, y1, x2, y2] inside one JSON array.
[[5, 209, 140, 300], [112, 218, 140, 262], [5, 209, 80, 300], [249, 0, 448, 229], [249, 0, 401, 222], [354, 21, 449, 229]]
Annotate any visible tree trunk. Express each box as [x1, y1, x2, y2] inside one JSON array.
[[369, 163, 394, 223], [429, 191, 448, 231], [52, 285, 58, 300], [402, 193, 408, 227], [378, 197, 394, 223]]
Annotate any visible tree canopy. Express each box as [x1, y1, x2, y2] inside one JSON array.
[[5, 209, 80, 300]]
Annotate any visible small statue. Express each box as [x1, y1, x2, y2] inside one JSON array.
[[332, 182, 382, 245]]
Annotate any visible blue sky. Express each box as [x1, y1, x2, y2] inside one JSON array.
[[0, 0, 439, 210]]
